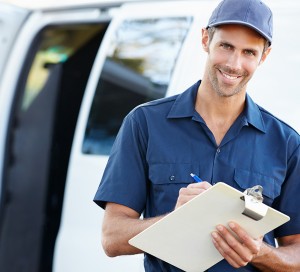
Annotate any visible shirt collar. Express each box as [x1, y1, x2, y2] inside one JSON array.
[[244, 94, 266, 133], [167, 80, 266, 133], [167, 80, 199, 118]]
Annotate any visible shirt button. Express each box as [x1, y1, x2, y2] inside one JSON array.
[[217, 148, 221, 153], [169, 175, 175, 181]]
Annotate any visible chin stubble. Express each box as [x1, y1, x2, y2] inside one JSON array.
[[209, 65, 249, 97]]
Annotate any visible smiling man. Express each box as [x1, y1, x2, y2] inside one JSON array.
[[94, 0, 300, 271]]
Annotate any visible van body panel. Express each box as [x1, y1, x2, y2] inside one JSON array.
[[0, 3, 29, 84]]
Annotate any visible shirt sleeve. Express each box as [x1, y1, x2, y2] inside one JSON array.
[[93, 108, 148, 214], [274, 143, 300, 237]]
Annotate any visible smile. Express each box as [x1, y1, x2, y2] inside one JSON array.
[[220, 70, 240, 80]]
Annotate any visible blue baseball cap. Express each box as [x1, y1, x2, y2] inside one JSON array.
[[207, 0, 273, 44]]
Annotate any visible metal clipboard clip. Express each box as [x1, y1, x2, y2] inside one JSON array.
[[240, 185, 268, 221]]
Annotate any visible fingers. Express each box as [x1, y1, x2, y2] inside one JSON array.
[[175, 182, 212, 209], [211, 222, 263, 268], [187, 181, 212, 190], [211, 232, 246, 268], [228, 222, 262, 254], [181, 182, 212, 196]]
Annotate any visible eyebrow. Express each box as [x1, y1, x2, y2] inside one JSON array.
[[219, 40, 260, 55]]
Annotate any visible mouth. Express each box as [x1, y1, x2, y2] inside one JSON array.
[[219, 69, 241, 81]]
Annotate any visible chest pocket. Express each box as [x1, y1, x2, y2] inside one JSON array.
[[148, 163, 196, 216], [234, 169, 282, 206]]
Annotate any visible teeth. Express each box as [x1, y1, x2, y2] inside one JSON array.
[[222, 72, 238, 80]]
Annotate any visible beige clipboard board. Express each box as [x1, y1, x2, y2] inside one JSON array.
[[129, 182, 290, 272]]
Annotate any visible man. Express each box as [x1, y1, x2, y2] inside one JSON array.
[[94, 0, 300, 271]]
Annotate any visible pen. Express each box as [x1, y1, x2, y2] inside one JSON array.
[[190, 173, 202, 183]]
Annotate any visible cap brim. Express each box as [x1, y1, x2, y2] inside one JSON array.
[[207, 20, 272, 44]]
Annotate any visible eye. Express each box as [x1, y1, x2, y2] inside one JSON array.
[[244, 49, 256, 56], [220, 43, 231, 50]]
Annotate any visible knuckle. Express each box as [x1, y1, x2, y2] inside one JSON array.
[[203, 181, 212, 189], [222, 247, 231, 256], [227, 239, 238, 248], [239, 233, 248, 243], [178, 188, 186, 195], [254, 243, 260, 254]]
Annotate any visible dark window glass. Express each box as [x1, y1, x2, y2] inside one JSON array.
[[83, 17, 192, 155], [22, 24, 105, 111]]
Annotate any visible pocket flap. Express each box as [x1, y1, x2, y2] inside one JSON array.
[[234, 169, 280, 200], [149, 163, 195, 185]]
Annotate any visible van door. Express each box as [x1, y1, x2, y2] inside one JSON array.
[[0, 3, 29, 84], [0, 5, 112, 272], [53, 1, 215, 272]]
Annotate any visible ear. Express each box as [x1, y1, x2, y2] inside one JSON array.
[[259, 46, 272, 65], [202, 28, 209, 52]]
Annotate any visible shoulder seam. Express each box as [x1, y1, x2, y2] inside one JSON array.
[[258, 105, 300, 136]]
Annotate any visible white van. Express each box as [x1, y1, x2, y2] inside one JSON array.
[[0, 0, 299, 271]]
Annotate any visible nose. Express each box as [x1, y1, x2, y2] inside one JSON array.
[[226, 50, 242, 71]]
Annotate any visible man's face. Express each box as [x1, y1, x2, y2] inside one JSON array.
[[203, 24, 270, 98]]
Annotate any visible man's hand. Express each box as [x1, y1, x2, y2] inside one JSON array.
[[211, 222, 263, 268], [174, 182, 212, 209]]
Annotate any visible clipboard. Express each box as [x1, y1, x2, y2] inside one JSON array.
[[129, 182, 290, 272]]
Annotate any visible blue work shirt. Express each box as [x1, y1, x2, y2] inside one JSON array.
[[94, 81, 300, 271]]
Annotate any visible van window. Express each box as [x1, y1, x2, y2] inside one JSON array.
[[83, 17, 192, 155], [21, 24, 106, 111]]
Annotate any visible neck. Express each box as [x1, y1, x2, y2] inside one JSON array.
[[196, 79, 246, 118], [196, 82, 246, 145]]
